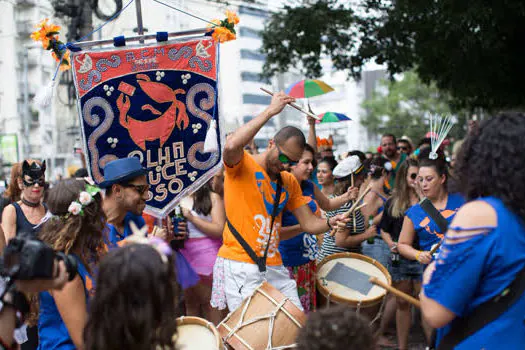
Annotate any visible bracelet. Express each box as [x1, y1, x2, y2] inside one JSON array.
[[326, 217, 332, 229], [415, 251, 422, 262]]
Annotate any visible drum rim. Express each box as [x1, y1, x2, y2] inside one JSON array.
[[316, 252, 392, 307], [218, 282, 306, 350], [176, 316, 223, 348]]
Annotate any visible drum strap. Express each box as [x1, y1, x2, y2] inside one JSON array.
[[226, 174, 283, 273], [419, 198, 449, 234], [437, 263, 525, 349]]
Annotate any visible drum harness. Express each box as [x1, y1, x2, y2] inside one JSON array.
[[224, 176, 298, 349]]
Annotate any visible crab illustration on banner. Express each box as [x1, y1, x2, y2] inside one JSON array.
[[71, 37, 223, 218]]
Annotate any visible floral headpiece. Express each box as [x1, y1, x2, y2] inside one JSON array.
[[208, 10, 239, 43], [30, 19, 72, 71], [66, 183, 101, 217]]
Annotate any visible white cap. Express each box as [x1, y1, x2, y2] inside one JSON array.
[[333, 155, 364, 178]]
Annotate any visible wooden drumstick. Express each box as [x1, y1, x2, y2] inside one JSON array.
[[369, 277, 421, 309], [329, 184, 372, 236], [260, 88, 322, 120], [429, 240, 443, 255]]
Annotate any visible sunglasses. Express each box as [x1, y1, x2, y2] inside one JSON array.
[[121, 183, 150, 195], [397, 146, 409, 151], [276, 144, 298, 166], [409, 173, 418, 180]]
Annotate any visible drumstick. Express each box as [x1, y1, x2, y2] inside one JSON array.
[[429, 240, 442, 255], [260, 88, 322, 120], [351, 174, 356, 232], [329, 184, 372, 236], [151, 226, 158, 236], [369, 277, 421, 309], [328, 203, 368, 237]]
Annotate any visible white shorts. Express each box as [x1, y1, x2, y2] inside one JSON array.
[[211, 257, 302, 312]]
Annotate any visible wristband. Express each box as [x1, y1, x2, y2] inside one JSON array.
[[415, 251, 422, 262]]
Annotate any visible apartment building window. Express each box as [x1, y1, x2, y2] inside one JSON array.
[[241, 71, 270, 84], [240, 49, 266, 62], [239, 27, 261, 39], [242, 94, 271, 105]]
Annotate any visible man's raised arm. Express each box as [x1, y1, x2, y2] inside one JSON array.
[[223, 92, 295, 167]]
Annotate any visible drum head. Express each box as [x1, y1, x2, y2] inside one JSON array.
[[317, 253, 391, 307], [176, 316, 221, 349]]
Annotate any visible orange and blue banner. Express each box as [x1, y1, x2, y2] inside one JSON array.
[[71, 37, 222, 218]]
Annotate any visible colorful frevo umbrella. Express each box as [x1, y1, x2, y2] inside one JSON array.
[[286, 79, 334, 98], [317, 112, 352, 123]]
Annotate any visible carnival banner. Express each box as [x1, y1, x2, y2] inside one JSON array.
[[71, 37, 222, 218]]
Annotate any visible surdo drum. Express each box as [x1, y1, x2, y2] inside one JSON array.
[[175, 316, 223, 349]]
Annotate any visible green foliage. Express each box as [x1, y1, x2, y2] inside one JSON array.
[[361, 71, 467, 143], [261, 0, 525, 110]]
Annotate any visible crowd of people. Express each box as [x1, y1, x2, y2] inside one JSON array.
[[0, 92, 524, 350]]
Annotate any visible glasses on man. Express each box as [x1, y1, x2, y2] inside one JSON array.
[[121, 183, 150, 195], [276, 144, 298, 166], [397, 146, 408, 151]]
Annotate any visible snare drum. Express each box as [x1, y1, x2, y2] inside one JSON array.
[[175, 316, 223, 349], [218, 282, 306, 350], [316, 253, 391, 320]]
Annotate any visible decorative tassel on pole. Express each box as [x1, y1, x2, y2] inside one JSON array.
[[203, 119, 218, 153], [33, 80, 56, 109]]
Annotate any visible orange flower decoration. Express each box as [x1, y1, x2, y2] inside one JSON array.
[[225, 10, 240, 25], [30, 18, 71, 71], [208, 10, 239, 43]]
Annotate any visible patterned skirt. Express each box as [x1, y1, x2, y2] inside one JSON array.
[[287, 260, 317, 313]]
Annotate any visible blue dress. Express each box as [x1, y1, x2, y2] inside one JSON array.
[[424, 197, 525, 348], [279, 180, 320, 267], [38, 256, 93, 350], [406, 193, 465, 251]]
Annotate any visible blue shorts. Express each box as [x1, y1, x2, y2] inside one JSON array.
[[389, 257, 423, 282], [361, 238, 391, 269]]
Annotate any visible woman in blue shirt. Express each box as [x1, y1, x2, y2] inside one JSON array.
[[421, 112, 525, 349], [32, 179, 106, 349], [279, 145, 357, 313], [398, 149, 465, 264]]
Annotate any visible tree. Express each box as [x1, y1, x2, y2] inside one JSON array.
[[361, 71, 467, 143], [260, 0, 525, 110]]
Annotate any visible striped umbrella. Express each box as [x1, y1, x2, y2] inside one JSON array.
[[285, 79, 334, 98], [317, 112, 352, 123]]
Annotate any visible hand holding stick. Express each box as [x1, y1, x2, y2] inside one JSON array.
[[429, 241, 442, 255], [330, 184, 372, 236], [260, 88, 321, 120], [370, 276, 421, 308]]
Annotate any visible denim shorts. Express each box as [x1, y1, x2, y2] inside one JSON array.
[[389, 256, 423, 282], [361, 238, 391, 269]]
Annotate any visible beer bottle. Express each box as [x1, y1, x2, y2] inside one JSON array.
[[367, 215, 375, 244]]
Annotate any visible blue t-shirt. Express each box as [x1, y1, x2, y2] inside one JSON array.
[[406, 193, 465, 251], [38, 256, 93, 350], [425, 197, 525, 348], [106, 212, 146, 247], [279, 180, 320, 267]]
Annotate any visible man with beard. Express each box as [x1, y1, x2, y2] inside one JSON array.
[[100, 157, 168, 246], [381, 134, 407, 191], [211, 92, 347, 312]]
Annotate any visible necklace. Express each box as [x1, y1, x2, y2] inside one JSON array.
[[21, 198, 40, 208]]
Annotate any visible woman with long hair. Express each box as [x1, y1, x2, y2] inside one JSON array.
[[316, 157, 337, 197], [279, 145, 357, 312], [420, 112, 525, 348], [379, 158, 425, 350], [34, 179, 106, 349], [0, 163, 22, 221], [85, 242, 179, 350], [2, 160, 47, 242], [178, 180, 226, 324]]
